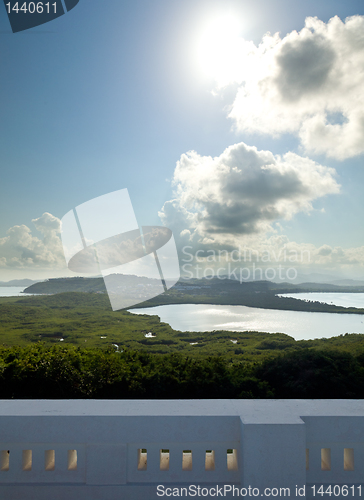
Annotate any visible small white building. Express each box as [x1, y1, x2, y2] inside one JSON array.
[[0, 400, 363, 499]]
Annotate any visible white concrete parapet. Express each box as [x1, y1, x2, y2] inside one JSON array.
[[0, 400, 363, 499]]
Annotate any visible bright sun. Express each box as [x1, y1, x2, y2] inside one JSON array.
[[196, 14, 243, 86]]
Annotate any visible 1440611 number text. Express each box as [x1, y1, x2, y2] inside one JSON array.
[[5, 2, 57, 14], [311, 485, 362, 496]]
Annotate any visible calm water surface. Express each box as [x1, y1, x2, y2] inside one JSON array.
[[0, 287, 29, 297], [130, 296, 364, 341], [278, 292, 364, 309]]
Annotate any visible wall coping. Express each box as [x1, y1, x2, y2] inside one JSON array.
[[0, 400, 363, 423]]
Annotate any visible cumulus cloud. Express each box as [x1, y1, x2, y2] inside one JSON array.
[[160, 142, 340, 249], [219, 15, 364, 159], [158, 142, 364, 276], [32, 212, 61, 234], [0, 213, 65, 270]]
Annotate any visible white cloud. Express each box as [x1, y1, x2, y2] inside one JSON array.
[[0, 213, 65, 270], [160, 142, 340, 248], [32, 212, 61, 234], [159, 142, 364, 277], [218, 15, 364, 159]]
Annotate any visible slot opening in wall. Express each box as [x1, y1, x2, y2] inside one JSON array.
[[182, 450, 192, 471], [344, 448, 354, 471], [227, 449, 238, 471], [160, 449, 170, 471], [205, 450, 215, 471], [321, 448, 331, 471], [138, 449, 147, 471], [45, 450, 55, 471], [306, 449, 309, 470], [1, 450, 9, 471], [68, 450, 77, 471], [22, 450, 32, 471]]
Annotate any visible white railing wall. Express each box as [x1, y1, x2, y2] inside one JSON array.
[[0, 400, 363, 500]]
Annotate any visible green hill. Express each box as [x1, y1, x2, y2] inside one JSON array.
[[23, 276, 364, 315]]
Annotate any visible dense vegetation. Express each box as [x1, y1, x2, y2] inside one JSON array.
[[0, 344, 364, 399], [1, 292, 364, 361], [1, 292, 364, 398]]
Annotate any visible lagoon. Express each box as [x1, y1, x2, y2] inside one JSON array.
[[130, 300, 364, 341]]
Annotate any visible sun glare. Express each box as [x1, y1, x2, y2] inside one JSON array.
[[196, 14, 244, 86]]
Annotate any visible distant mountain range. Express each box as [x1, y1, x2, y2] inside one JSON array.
[[227, 272, 364, 286], [2, 274, 364, 291], [288, 273, 364, 286], [22, 274, 364, 296], [330, 279, 364, 287]]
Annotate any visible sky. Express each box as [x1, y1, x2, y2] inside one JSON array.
[[0, 0, 364, 282]]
